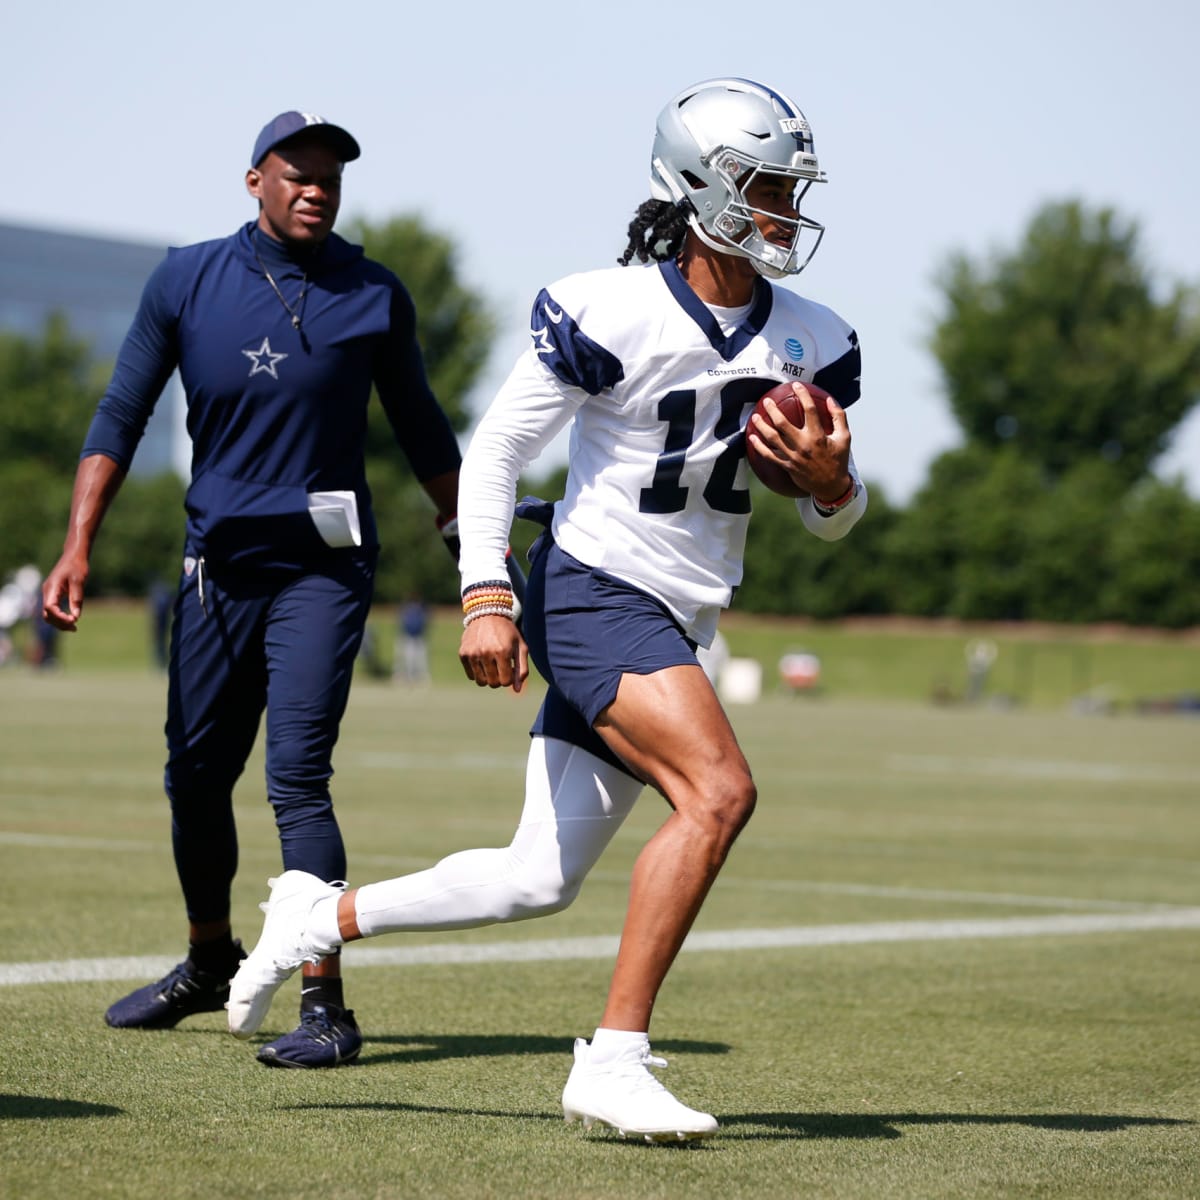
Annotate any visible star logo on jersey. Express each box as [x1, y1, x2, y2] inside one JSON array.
[[242, 337, 288, 379], [532, 324, 555, 357]]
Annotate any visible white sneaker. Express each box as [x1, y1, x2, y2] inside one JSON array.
[[561, 1037, 719, 1142], [226, 871, 344, 1038]]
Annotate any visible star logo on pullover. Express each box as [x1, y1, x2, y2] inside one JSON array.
[[242, 337, 288, 379]]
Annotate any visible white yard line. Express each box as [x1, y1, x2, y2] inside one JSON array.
[[4, 907, 1199, 987], [0, 832, 157, 852]]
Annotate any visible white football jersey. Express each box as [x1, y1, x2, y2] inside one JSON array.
[[458, 260, 865, 646]]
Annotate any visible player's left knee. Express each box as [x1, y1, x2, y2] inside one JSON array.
[[503, 873, 581, 920], [723, 774, 758, 837], [694, 770, 757, 845]]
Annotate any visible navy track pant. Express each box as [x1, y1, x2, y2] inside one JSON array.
[[163, 553, 375, 923]]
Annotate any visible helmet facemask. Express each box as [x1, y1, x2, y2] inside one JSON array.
[[689, 151, 825, 279]]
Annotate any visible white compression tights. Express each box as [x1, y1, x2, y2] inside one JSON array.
[[352, 736, 644, 936]]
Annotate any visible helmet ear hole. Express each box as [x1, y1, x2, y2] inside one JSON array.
[[680, 169, 714, 214]]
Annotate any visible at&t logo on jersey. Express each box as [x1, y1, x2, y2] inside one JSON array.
[[779, 338, 807, 377]]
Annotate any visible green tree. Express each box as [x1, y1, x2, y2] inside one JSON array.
[[343, 214, 494, 438], [932, 200, 1200, 486], [883, 447, 993, 617], [0, 317, 189, 593], [0, 457, 75, 580], [0, 315, 103, 470], [946, 451, 1043, 621], [886, 448, 1043, 621], [1100, 479, 1200, 628], [738, 480, 898, 619], [1023, 459, 1125, 624], [0, 317, 109, 581], [894, 200, 1200, 628]]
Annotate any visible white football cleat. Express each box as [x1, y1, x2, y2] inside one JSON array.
[[561, 1037, 719, 1143], [226, 870, 344, 1038]]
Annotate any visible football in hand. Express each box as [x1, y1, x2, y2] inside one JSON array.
[[745, 381, 837, 497]]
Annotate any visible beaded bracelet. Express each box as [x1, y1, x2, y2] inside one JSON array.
[[462, 585, 513, 612], [812, 480, 858, 516], [462, 580, 515, 628], [463, 603, 514, 627]]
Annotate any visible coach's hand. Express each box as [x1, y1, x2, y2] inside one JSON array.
[[460, 614, 529, 693], [42, 552, 90, 632]]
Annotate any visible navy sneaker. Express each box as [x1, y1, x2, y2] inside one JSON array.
[[256, 1004, 362, 1068], [105, 942, 246, 1029]]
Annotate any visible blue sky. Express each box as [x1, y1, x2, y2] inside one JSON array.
[[5, 0, 1197, 501]]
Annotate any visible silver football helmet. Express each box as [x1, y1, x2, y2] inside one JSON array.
[[650, 78, 826, 279]]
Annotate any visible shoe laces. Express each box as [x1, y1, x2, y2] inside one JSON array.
[[608, 1044, 671, 1093], [250, 903, 320, 972], [163, 956, 234, 997], [159, 962, 202, 999], [257, 879, 346, 970], [297, 1007, 353, 1043]]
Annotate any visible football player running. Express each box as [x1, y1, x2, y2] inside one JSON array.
[[229, 78, 868, 1141]]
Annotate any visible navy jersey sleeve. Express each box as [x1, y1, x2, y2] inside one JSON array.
[[813, 327, 861, 408], [81, 255, 179, 470], [530, 288, 623, 395], [373, 282, 462, 482]]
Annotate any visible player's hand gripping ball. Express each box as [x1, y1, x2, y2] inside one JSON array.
[[745, 381, 837, 497]]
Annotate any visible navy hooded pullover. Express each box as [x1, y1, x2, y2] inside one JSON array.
[[82, 221, 462, 572]]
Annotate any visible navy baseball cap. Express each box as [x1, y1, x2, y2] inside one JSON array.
[[251, 111, 361, 167]]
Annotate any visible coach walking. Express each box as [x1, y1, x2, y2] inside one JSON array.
[[41, 111, 462, 1067]]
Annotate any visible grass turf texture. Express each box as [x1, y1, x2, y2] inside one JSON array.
[[1, 637, 1198, 1197]]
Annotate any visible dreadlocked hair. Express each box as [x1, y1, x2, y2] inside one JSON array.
[[618, 199, 692, 266]]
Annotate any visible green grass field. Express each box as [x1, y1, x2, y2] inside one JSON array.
[[26, 598, 1200, 710], [1, 620, 1199, 1198]]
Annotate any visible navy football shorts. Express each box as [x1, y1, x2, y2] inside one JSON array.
[[523, 539, 699, 774]]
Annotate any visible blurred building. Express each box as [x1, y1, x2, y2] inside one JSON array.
[[0, 221, 187, 478]]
